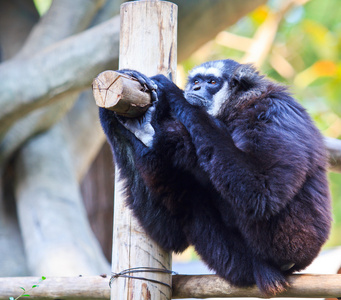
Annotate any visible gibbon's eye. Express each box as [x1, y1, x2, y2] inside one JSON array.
[[194, 80, 199, 85], [208, 79, 217, 85]]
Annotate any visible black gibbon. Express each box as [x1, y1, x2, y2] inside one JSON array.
[[99, 59, 331, 295]]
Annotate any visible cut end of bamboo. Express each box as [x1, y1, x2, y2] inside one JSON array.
[[92, 71, 121, 108], [92, 70, 152, 118]]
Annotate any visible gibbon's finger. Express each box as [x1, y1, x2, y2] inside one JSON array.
[[150, 89, 159, 103], [119, 69, 158, 96]]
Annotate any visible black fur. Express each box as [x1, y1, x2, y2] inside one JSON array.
[[99, 59, 331, 296]]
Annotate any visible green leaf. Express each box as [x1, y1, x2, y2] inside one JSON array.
[[41, 276, 46, 281], [20, 287, 25, 291], [31, 285, 38, 288], [22, 295, 30, 297]]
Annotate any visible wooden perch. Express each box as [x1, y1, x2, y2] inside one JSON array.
[[92, 71, 153, 118], [172, 274, 341, 298], [1, 274, 341, 299]]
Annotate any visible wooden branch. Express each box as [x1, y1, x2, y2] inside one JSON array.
[[92, 71, 152, 117], [0, 93, 78, 165], [0, 276, 109, 300], [1, 274, 341, 299], [0, 90, 106, 184], [172, 274, 341, 298]]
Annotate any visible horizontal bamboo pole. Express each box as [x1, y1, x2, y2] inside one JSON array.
[[0, 275, 109, 300], [172, 274, 341, 298], [1, 274, 341, 299]]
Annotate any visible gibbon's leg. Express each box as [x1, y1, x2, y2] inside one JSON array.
[[185, 198, 288, 296]]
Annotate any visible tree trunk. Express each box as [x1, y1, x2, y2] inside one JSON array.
[[15, 124, 109, 275]]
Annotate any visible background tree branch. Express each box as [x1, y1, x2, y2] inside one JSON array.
[[0, 16, 120, 137], [15, 124, 110, 275], [15, 0, 106, 59]]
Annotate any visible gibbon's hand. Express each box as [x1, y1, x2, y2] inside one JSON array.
[[117, 106, 156, 147], [116, 69, 158, 147], [117, 69, 158, 103]]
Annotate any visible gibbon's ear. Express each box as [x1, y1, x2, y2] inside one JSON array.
[[230, 64, 260, 91]]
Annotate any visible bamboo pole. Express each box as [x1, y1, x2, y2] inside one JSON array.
[[2, 274, 341, 299], [111, 1, 177, 300], [172, 274, 341, 299]]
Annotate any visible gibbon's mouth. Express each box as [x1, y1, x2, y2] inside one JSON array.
[[185, 93, 209, 107]]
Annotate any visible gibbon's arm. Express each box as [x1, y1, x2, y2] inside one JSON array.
[[151, 74, 311, 221], [99, 107, 190, 252]]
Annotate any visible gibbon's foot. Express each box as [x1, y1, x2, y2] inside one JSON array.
[[253, 261, 289, 296]]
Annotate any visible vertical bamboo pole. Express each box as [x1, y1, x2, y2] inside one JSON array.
[[111, 1, 177, 300]]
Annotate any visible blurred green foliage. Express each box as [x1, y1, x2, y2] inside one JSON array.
[[33, 0, 52, 16], [181, 0, 341, 248]]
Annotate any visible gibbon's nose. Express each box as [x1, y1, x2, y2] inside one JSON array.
[[193, 85, 201, 91]]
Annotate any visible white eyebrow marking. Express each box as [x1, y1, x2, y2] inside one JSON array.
[[189, 64, 224, 78]]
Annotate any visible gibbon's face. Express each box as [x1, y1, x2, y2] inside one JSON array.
[[184, 60, 240, 116]]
